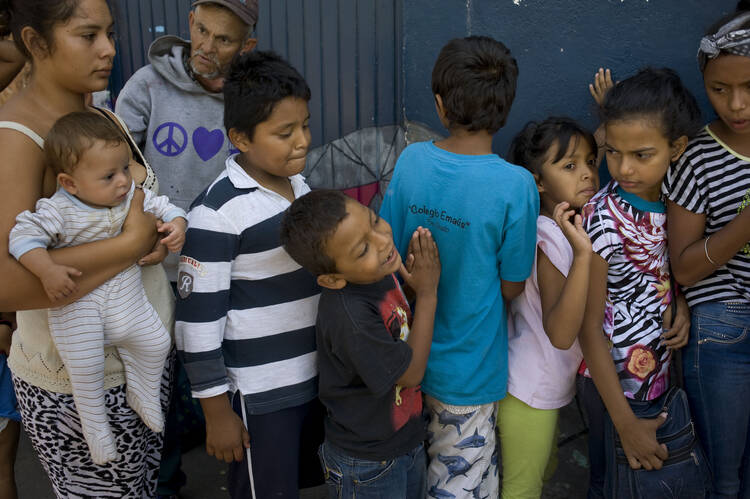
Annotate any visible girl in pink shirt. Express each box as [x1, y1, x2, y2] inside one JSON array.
[[499, 117, 599, 499]]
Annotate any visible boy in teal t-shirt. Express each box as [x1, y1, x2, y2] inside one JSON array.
[[380, 36, 538, 496]]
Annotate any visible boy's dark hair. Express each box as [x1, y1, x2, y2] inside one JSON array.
[[280, 189, 349, 276], [45, 112, 125, 175], [600, 67, 702, 142], [508, 117, 596, 176], [431, 36, 518, 134], [223, 50, 311, 140]]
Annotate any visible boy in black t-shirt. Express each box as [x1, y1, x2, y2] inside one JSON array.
[[280, 189, 440, 499]]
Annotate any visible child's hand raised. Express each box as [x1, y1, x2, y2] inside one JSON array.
[[403, 226, 422, 274], [399, 227, 440, 298], [41, 263, 82, 302], [553, 202, 592, 257], [158, 217, 187, 253], [589, 67, 614, 106]]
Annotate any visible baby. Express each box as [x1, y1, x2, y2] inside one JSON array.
[[9, 112, 186, 465]]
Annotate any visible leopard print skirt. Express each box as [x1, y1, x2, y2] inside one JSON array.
[[13, 350, 173, 498]]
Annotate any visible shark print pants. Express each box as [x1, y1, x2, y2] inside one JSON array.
[[425, 395, 499, 499]]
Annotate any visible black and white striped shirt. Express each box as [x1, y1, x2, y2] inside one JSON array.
[[582, 182, 672, 401], [664, 126, 750, 306], [175, 156, 320, 415]]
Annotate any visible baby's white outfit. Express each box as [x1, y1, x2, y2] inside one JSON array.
[[9, 182, 185, 465]]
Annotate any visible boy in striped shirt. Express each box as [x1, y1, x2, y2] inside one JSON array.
[[175, 51, 321, 499]]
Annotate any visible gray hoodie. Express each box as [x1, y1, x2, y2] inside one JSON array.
[[116, 35, 237, 211], [116, 36, 237, 279]]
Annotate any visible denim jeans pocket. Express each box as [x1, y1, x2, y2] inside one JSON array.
[[606, 388, 711, 498], [697, 317, 748, 345], [353, 457, 396, 485], [610, 437, 711, 498], [629, 450, 710, 499]]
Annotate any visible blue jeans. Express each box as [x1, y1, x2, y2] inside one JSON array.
[[318, 440, 426, 499], [684, 301, 750, 499], [605, 387, 711, 498]]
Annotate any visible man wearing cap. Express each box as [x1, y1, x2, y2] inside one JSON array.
[[117, 1, 258, 278], [115, 3, 257, 499]]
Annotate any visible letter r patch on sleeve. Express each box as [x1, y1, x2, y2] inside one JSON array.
[[177, 271, 194, 299]]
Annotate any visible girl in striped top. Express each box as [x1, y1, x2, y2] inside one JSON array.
[[663, 4, 750, 496]]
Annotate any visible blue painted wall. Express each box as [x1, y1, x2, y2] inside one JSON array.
[[115, 1, 742, 155], [402, 0, 739, 154]]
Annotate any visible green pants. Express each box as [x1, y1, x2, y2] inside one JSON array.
[[497, 394, 558, 499]]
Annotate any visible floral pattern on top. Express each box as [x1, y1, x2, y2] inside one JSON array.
[[582, 181, 672, 401]]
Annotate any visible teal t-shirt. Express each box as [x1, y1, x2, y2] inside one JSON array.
[[380, 141, 539, 405]]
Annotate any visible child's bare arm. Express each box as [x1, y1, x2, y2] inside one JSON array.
[[501, 280, 525, 301], [538, 202, 592, 349], [158, 217, 187, 253], [396, 227, 440, 387], [668, 200, 750, 286], [580, 255, 668, 471], [589, 69, 613, 165], [18, 248, 81, 302]]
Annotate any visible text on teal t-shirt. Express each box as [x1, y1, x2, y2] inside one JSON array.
[[379, 141, 539, 405]]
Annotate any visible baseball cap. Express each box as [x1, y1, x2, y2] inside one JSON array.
[[192, 0, 259, 27]]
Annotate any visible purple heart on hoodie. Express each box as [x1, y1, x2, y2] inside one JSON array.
[[192, 127, 225, 161]]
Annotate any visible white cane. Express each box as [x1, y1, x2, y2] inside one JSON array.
[[239, 394, 257, 499]]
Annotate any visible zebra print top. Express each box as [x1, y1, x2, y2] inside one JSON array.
[[582, 181, 672, 401], [663, 126, 750, 306]]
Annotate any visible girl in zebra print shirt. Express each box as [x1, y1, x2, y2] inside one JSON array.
[[579, 68, 700, 482], [664, 4, 750, 496]]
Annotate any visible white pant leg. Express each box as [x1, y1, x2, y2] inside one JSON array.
[[48, 289, 118, 465], [103, 265, 171, 433]]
